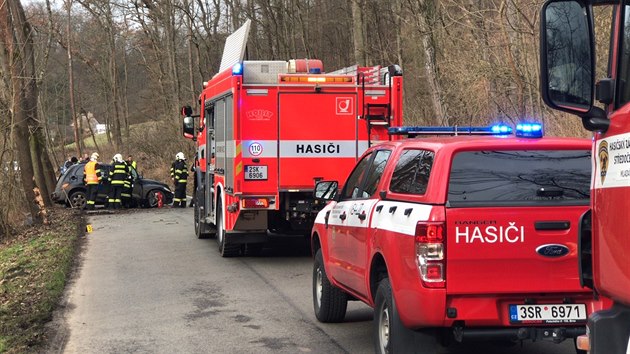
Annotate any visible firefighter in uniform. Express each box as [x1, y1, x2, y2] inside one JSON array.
[[108, 154, 129, 209], [170, 152, 188, 208], [121, 159, 134, 208], [83, 152, 102, 210]]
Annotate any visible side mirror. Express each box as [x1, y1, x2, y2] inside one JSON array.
[[314, 181, 338, 201], [540, 0, 595, 115], [183, 116, 195, 139]]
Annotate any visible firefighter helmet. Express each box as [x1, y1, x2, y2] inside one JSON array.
[[90, 152, 99, 161], [176, 152, 185, 160], [113, 153, 123, 163]]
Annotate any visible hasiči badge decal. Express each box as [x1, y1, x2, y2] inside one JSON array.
[[598, 139, 608, 184]]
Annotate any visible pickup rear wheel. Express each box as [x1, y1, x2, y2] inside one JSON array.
[[312, 249, 347, 322], [374, 277, 436, 354]]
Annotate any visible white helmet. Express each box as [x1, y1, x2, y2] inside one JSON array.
[[90, 152, 99, 161], [176, 152, 185, 160], [113, 153, 123, 163]]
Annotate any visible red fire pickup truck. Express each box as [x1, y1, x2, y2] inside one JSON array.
[[310, 125, 610, 353]]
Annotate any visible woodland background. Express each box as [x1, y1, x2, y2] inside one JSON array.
[[0, 0, 608, 239]]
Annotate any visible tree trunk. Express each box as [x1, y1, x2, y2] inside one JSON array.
[[351, 0, 367, 66], [0, 0, 47, 224], [30, 130, 52, 206], [185, 0, 197, 107], [500, 0, 525, 118], [66, 0, 81, 157], [411, 0, 449, 125]]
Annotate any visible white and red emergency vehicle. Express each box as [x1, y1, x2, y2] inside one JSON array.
[[182, 20, 403, 256], [311, 124, 611, 353], [540, 1, 630, 353]]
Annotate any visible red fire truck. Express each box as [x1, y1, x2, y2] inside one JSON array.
[[540, 1, 630, 353], [181, 20, 403, 256]]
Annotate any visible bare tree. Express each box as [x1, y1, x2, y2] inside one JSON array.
[[351, 0, 367, 66], [405, 0, 449, 125], [66, 0, 82, 156], [0, 0, 50, 223]]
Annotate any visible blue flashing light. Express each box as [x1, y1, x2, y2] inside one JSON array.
[[388, 125, 513, 137], [232, 62, 244, 75], [515, 122, 543, 138], [491, 124, 512, 134]]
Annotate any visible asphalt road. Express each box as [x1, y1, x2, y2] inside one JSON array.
[[48, 208, 578, 354]]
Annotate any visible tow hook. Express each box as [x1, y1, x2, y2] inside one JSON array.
[[542, 328, 567, 343], [453, 323, 464, 342]]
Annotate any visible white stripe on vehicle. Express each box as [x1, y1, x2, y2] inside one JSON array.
[[240, 140, 370, 158], [370, 201, 433, 236]]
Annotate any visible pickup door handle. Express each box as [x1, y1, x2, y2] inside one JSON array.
[[339, 212, 346, 221], [535, 221, 570, 230], [358, 212, 366, 221]]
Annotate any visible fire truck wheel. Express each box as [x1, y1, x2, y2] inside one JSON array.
[[216, 199, 240, 257], [374, 277, 436, 354], [194, 202, 210, 239], [312, 249, 347, 323]]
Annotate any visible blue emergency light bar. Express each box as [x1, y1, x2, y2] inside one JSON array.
[[515, 123, 543, 138], [388, 125, 513, 137], [232, 62, 244, 75]]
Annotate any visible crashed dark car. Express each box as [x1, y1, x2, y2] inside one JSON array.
[[52, 163, 174, 209]]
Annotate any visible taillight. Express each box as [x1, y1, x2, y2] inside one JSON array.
[[415, 222, 445, 288], [240, 198, 269, 209]]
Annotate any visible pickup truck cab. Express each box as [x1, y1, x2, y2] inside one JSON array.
[[310, 125, 610, 353]]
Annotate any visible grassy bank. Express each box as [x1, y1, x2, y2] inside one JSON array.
[[0, 208, 83, 353]]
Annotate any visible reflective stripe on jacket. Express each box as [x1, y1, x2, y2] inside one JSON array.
[[109, 161, 129, 185], [171, 160, 188, 183]]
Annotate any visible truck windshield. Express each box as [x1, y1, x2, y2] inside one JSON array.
[[448, 150, 591, 207]]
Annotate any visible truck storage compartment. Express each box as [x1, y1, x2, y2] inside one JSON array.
[[278, 92, 361, 189]]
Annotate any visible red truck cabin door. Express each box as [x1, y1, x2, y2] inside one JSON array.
[[278, 92, 361, 189]]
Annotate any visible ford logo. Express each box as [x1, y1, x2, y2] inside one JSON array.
[[536, 244, 570, 258]]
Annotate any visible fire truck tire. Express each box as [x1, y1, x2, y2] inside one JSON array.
[[374, 278, 436, 354], [216, 199, 240, 257], [194, 202, 210, 239], [312, 249, 347, 323]]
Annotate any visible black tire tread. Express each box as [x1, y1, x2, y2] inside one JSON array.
[[313, 249, 348, 323], [374, 277, 437, 354], [217, 200, 240, 257], [194, 202, 210, 239]]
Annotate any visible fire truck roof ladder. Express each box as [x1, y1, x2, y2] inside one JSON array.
[[360, 68, 392, 147], [365, 103, 391, 147]]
